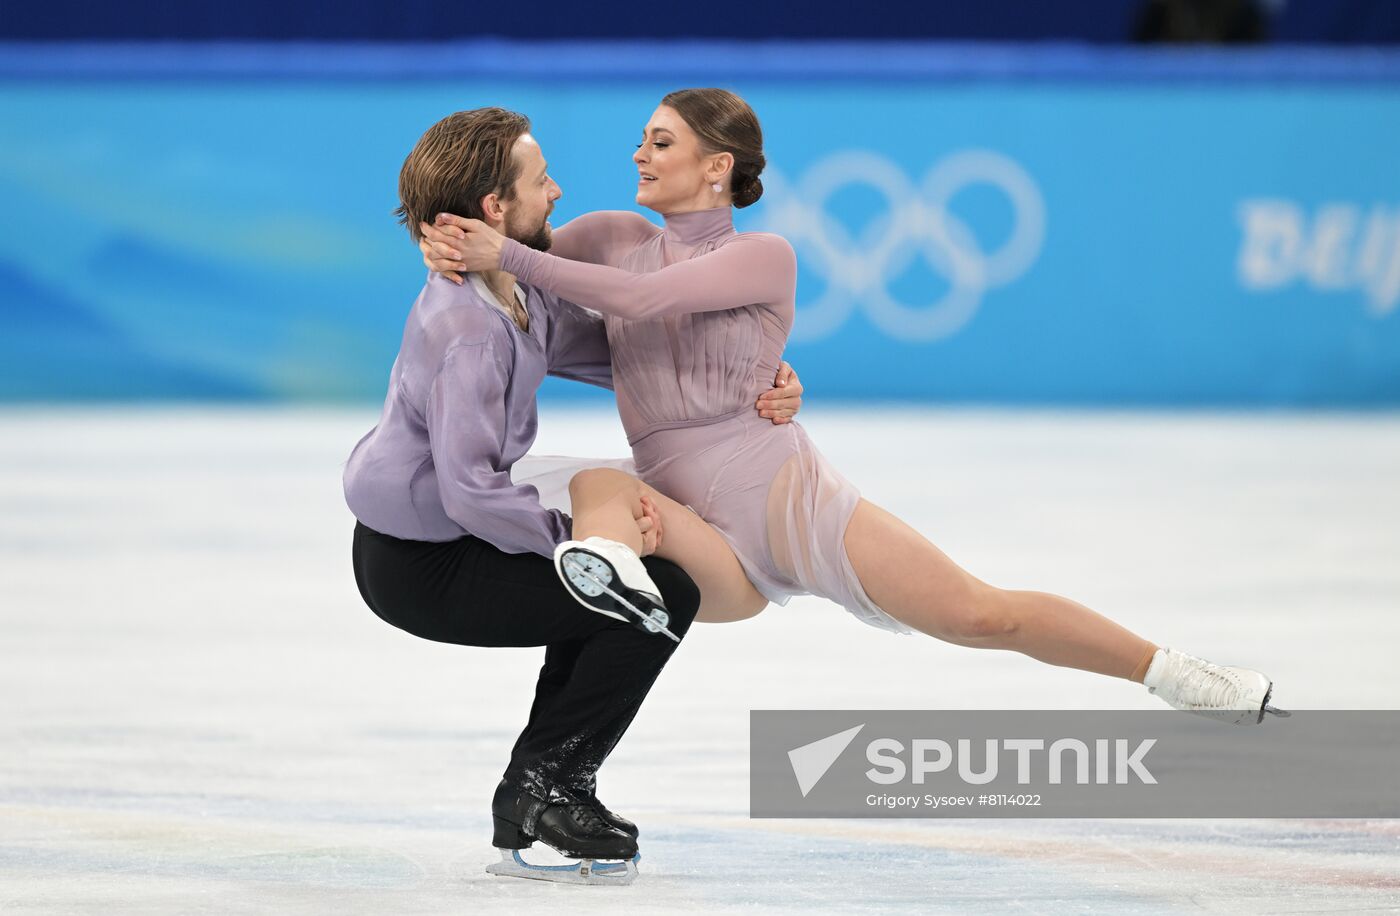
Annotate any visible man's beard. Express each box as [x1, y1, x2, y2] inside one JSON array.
[[509, 216, 552, 253]]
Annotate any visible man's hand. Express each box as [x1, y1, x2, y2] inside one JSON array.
[[635, 494, 663, 557], [417, 213, 507, 284], [755, 361, 802, 425]]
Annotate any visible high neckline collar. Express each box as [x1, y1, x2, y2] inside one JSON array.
[[662, 207, 735, 246]]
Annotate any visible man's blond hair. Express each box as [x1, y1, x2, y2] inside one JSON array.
[[394, 107, 531, 242]]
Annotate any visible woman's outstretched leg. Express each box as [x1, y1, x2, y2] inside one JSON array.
[[843, 498, 1281, 722], [568, 467, 768, 623], [843, 499, 1157, 681]]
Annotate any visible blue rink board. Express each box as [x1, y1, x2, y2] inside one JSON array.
[[1, 44, 1398, 405]]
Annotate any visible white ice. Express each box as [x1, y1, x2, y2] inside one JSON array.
[[2, 406, 1398, 914]]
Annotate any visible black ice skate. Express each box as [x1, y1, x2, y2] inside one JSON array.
[[552, 536, 679, 642], [497, 778, 639, 839], [586, 791, 639, 840], [487, 781, 640, 886]]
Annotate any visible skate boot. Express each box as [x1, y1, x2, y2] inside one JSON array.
[[1143, 648, 1289, 725], [495, 778, 638, 839], [487, 781, 640, 885], [553, 537, 678, 642], [585, 791, 639, 840]]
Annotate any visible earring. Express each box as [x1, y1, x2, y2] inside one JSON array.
[[711, 182, 723, 193]]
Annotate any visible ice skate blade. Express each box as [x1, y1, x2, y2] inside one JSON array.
[[486, 847, 640, 886], [560, 553, 679, 643], [555, 550, 627, 623], [1256, 683, 1291, 722]]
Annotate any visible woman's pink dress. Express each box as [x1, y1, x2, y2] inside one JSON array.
[[502, 207, 910, 634]]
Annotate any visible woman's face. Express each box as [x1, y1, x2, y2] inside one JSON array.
[[633, 105, 727, 214]]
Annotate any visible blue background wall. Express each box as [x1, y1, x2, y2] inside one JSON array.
[[2, 43, 1398, 405], [3, 0, 1397, 43]]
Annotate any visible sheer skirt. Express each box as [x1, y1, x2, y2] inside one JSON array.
[[630, 411, 911, 635]]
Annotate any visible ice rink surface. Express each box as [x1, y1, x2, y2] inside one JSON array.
[[2, 406, 1398, 914]]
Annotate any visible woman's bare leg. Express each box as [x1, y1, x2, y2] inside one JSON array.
[[844, 499, 1158, 682], [569, 468, 767, 623]]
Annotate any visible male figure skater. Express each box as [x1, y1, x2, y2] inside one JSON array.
[[343, 107, 802, 884]]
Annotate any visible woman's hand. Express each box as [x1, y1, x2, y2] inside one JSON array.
[[636, 494, 663, 556], [419, 229, 464, 285], [756, 361, 803, 425], [417, 213, 507, 281]]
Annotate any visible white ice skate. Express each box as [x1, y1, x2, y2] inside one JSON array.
[[553, 537, 679, 642], [1143, 648, 1290, 724], [486, 848, 640, 886]]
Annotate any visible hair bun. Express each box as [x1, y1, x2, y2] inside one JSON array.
[[734, 174, 764, 209]]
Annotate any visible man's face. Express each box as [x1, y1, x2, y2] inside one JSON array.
[[501, 134, 562, 252]]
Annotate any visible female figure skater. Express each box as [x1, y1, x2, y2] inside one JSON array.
[[419, 89, 1283, 723]]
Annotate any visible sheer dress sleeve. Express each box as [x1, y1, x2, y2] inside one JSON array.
[[547, 210, 661, 267], [501, 231, 795, 320]]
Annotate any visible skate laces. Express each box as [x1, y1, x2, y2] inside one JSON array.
[[567, 803, 610, 832], [1170, 654, 1241, 709]]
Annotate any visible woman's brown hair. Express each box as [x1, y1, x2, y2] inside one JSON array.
[[661, 88, 766, 208]]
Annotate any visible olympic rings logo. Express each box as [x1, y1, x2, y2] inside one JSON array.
[[750, 150, 1046, 343]]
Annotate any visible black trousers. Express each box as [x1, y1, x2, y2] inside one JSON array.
[[351, 522, 699, 802]]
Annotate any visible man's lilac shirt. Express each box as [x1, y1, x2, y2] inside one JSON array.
[[343, 272, 612, 556]]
